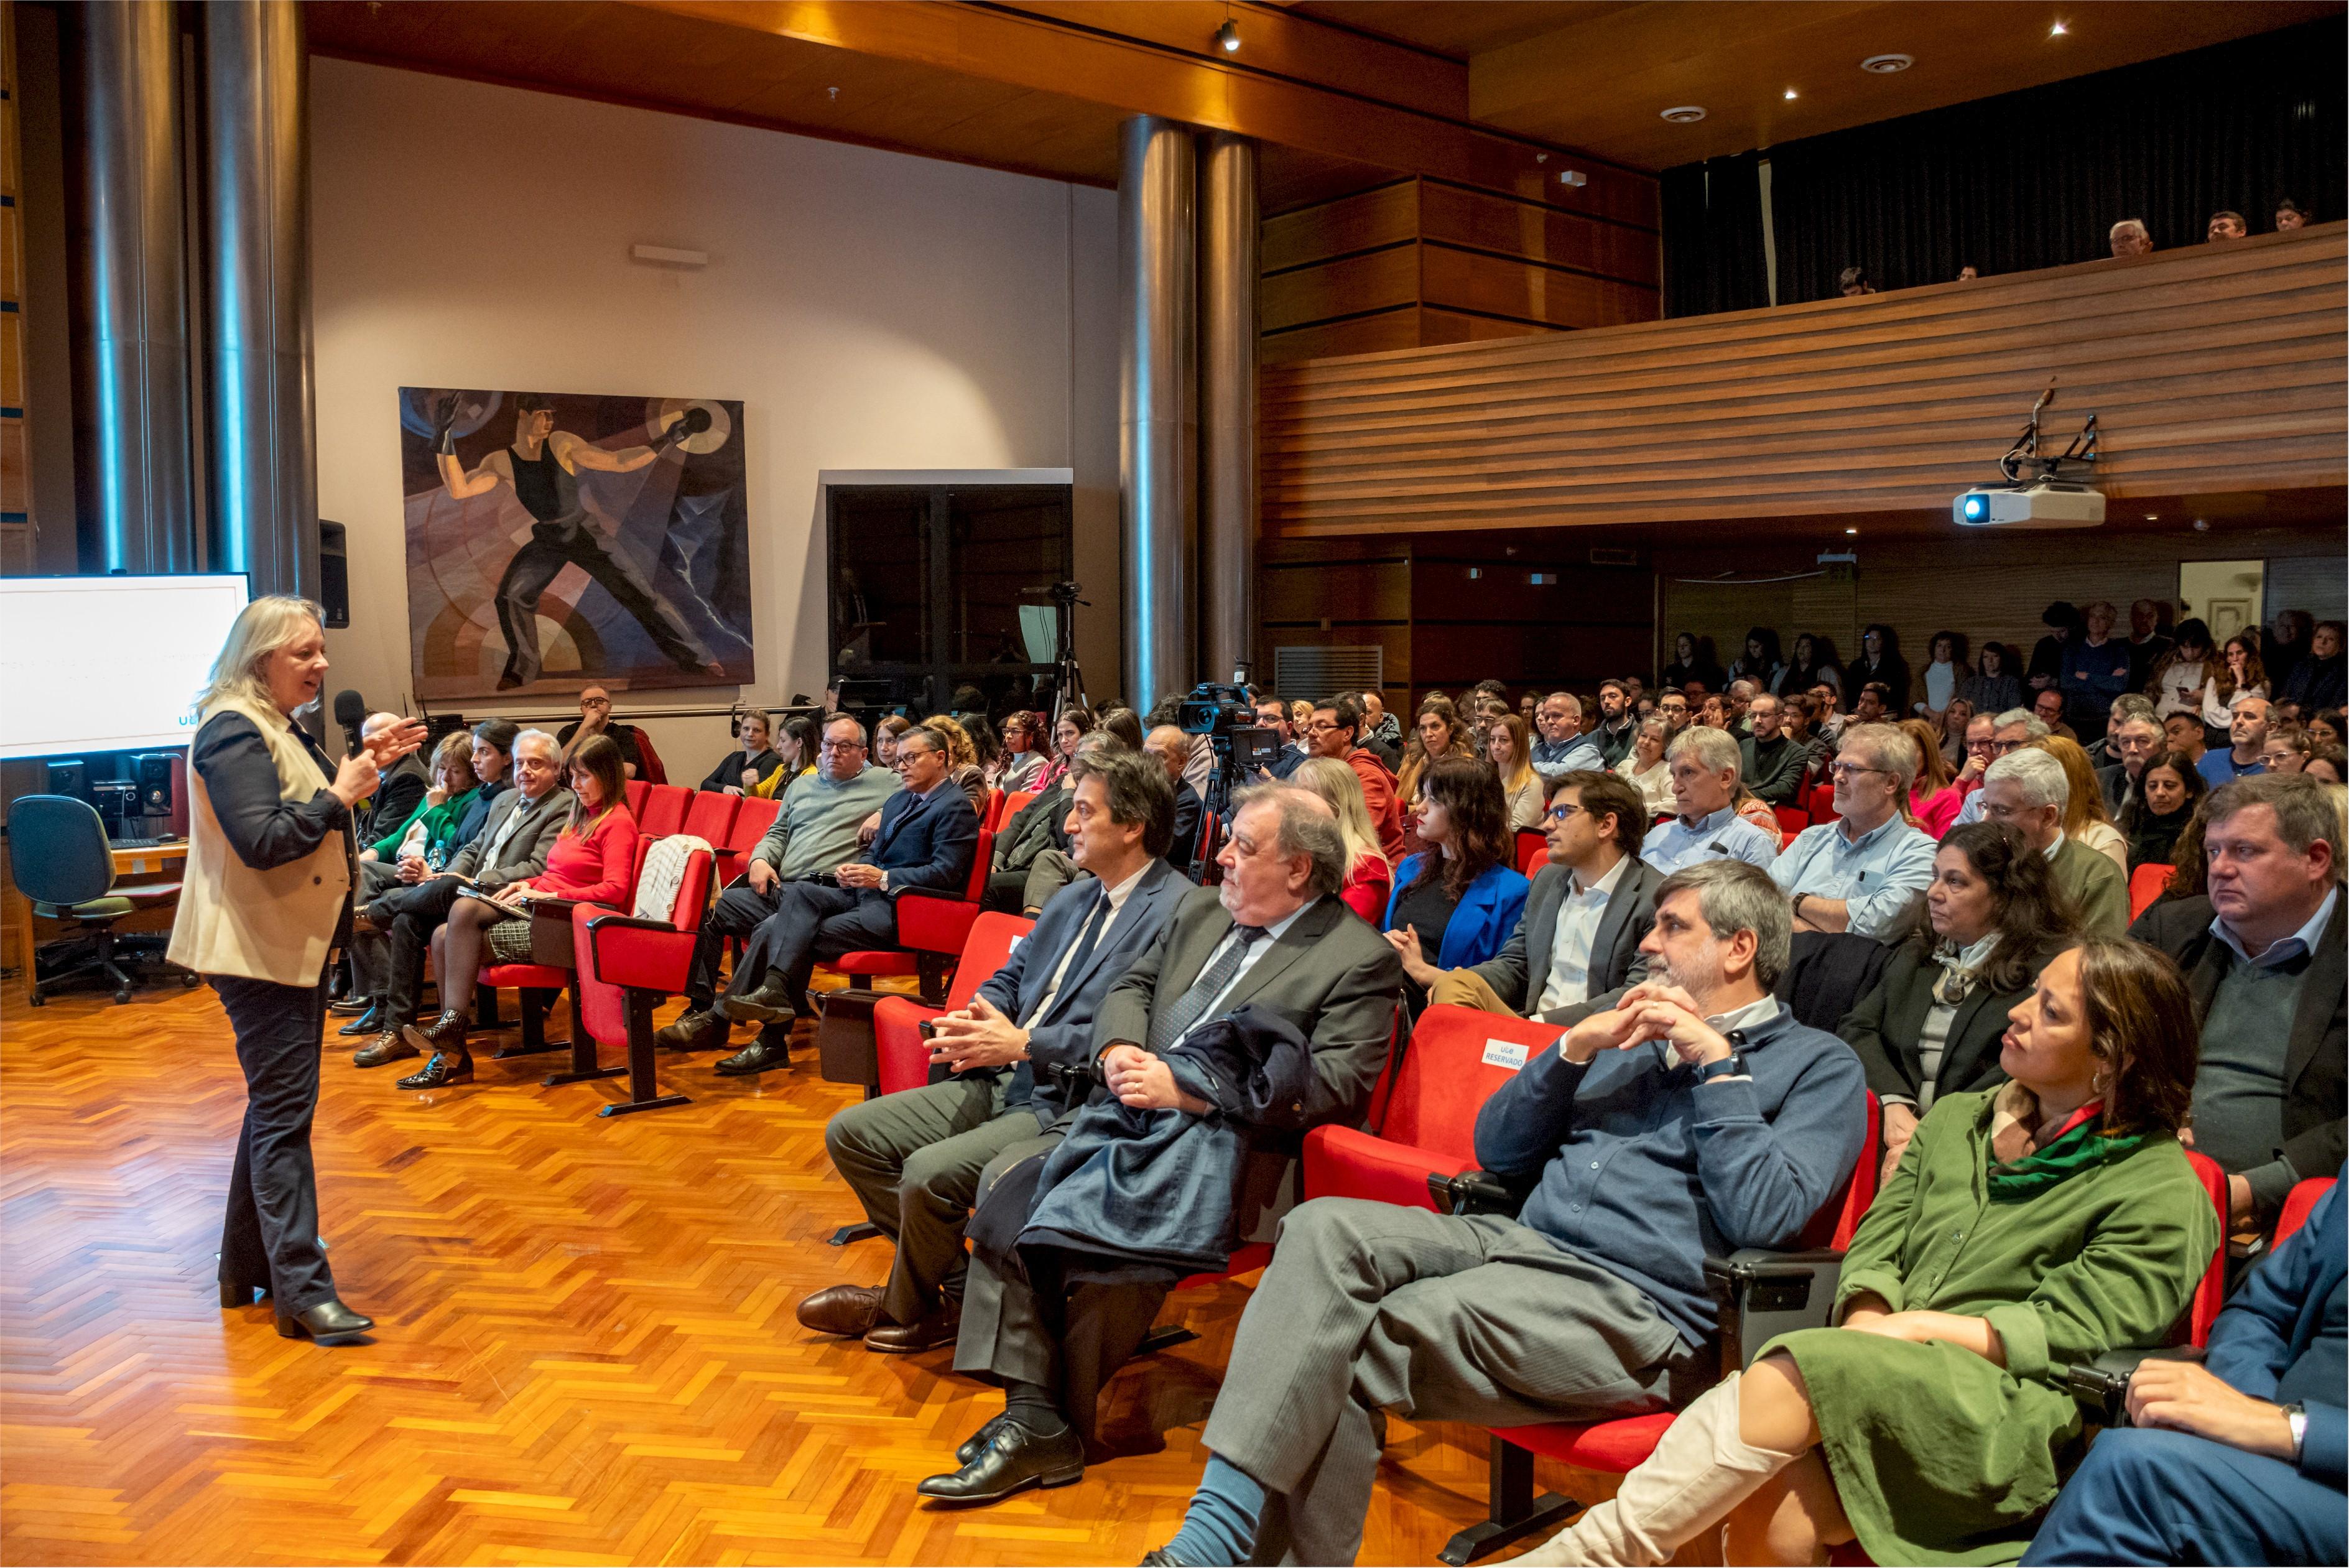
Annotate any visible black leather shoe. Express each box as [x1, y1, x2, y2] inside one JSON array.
[[401, 1009, 468, 1059], [717, 977, 797, 1026], [795, 1284, 884, 1338], [352, 1030, 419, 1069], [276, 1299, 374, 1343], [336, 1004, 385, 1037], [655, 1008, 731, 1051], [396, 1051, 473, 1090], [712, 1037, 790, 1076], [955, 1413, 1011, 1467], [915, 1419, 1084, 1505], [328, 994, 373, 1016], [219, 1279, 271, 1308]]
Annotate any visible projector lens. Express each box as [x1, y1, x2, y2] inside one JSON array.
[[1964, 496, 1986, 519]]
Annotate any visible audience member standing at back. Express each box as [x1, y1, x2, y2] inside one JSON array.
[[1846, 624, 1911, 715], [1914, 631, 1970, 728], [2060, 601, 2134, 733], [1662, 632, 1725, 695], [1728, 628, 1785, 692], [1776, 633, 1842, 699], [1958, 639, 2022, 717], [2027, 601, 2082, 700]]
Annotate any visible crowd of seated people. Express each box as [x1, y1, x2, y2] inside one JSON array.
[[1835, 198, 2320, 297], [326, 629, 2342, 1564]]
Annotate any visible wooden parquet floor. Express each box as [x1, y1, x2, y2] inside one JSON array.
[[0, 980, 1604, 1566]]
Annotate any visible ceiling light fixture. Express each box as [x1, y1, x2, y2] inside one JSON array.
[[1860, 53, 1913, 73], [1660, 104, 1707, 123], [2049, 20, 2068, 35], [1843, 527, 1858, 536], [1784, 87, 1799, 100], [1214, 16, 1239, 52]]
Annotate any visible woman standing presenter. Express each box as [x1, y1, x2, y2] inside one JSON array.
[[169, 596, 423, 1344]]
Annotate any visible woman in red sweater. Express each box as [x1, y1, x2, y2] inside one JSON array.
[[404, 735, 641, 1084]]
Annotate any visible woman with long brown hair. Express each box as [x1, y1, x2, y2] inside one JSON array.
[[1379, 757, 1529, 985], [1898, 717, 1963, 836], [2040, 734, 2128, 871], [406, 733, 641, 1085], [1527, 936, 2217, 1568], [2198, 633, 2269, 745], [1397, 695, 1467, 805]]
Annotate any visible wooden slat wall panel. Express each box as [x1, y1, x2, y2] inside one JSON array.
[[1419, 244, 1658, 331], [1262, 180, 1417, 274], [1419, 307, 1565, 350], [1260, 308, 1425, 365], [1262, 245, 1420, 333], [1262, 224, 2349, 535], [1418, 180, 1661, 289]]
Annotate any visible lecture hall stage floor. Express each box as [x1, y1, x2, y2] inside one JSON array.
[[0, 980, 1594, 1566]]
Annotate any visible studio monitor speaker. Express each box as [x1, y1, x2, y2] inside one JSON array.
[[133, 752, 175, 814], [319, 519, 350, 628]]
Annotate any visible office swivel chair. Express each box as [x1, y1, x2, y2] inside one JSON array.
[[7, 795, 190, 1005]]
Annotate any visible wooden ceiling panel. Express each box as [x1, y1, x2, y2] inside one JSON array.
[[1470, 0, 2346, 170], [1280, 2, 1636, 61]]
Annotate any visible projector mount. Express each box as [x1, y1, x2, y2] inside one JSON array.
[[1999, 376, 2100, 488]]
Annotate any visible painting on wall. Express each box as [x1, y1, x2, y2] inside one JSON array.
[[398, 387, 752, 699]]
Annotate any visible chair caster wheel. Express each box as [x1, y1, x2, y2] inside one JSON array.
[[28, 991, 45, 1008], [113, 989, 133, 1004]]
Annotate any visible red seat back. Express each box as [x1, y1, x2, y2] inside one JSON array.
[[982, 789, 1007, 833], [943, 912, 1033, 1012], [2181, 1149, 2231, 1347], [1774, 805, 1809, 838], [2128, 862, 2172, 921], [874, 913, 1037, 1095], [1816, 1091, 1882, 1250], [624, 779, 652, 819], [2278, 1176, 2336, 1245], [1374, 1005, 1557, 1161], [638, 784, 690, 839], [1003, 789, 1037, 822], [682, 789, 739, 845], [577, 844, 713, 1046], [1807, 781, 1838, 823], [1516, 828, 1548, 878]]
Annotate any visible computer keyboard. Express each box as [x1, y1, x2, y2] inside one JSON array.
[[110, 836, 177, 850]]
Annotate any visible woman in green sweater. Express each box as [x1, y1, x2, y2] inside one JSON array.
[[363, 733, 480, 869], [1526, 935, 2218, 1568]]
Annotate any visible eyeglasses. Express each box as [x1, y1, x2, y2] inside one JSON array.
[[818, 741, 864, 753], [1827, 761, 1891, 780], [580, 696, 611, 709], [1991, 738, 2029, 754], [1544, 802, 1587, 822]]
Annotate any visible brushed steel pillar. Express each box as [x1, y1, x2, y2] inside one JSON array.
[[73, 0, 196, 576], [1119, 116, 1197, 713], [200, 0, 317, 601], [1198, 131, 1258, 687]]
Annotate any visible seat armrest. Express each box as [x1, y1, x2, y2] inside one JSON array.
[[2063, 1345, 2205, 1426], [1703, 1248, 1846, 1369], [1427, 1167, 1537, 1220]]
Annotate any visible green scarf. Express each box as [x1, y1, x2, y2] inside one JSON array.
[[1986, 1118, 2152, 1203]]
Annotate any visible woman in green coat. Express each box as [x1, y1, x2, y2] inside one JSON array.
[[1525, 935, 2218, 1567]]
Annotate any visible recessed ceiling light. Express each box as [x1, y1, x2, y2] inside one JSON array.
[[2049, 20, 2068, 35], [1661, 105, 1708, 123], [1784, 88, 1799, 100], [1844, 527, 1858, 536], [2145, 513, 2159, 521], [1860, 53, 1913, 73]]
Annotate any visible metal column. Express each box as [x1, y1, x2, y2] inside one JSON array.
[[72, 0, 195, 576], [1118, 116, 1197, 713], [1198, 131, 1258, 688], [200, 0, 317, 601]]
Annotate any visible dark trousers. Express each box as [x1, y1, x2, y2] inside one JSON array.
[[734, 883, 897, 1014], [685, 879, 785, 1008], [953, 1247, 1173, 1449], [2021, 1426, 2345, 1566], [375, 877, 467, 1021], [495, 517, 710, 687], [212, 975, 336, 1312]]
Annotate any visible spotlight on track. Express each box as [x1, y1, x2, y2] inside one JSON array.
[[1215, 17, 1240, 52]]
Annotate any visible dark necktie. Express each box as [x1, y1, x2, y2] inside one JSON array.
[[1147, 922, 1267, 1054], [1022, 883, 1111, 1029]]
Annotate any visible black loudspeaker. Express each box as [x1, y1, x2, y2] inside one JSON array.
[[319, 520, 350, 628], [132, 753, 175, 815], [46, 760, 88, 801]]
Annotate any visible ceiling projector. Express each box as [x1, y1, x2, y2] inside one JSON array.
[[1953, 483, 2107, 529]]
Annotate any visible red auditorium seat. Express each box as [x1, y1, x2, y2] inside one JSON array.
[[624, 779, 652, 820], [823, 827, 995, 1005], [1808, 781, 1839, 824], [473, 837, 648, 1060], [2128, 862, 2172, 921], [550, 841, 715, 1117], [1515, 828, 1547, 879], [1775, 805, 1809, 842], [715, 794, 781, 883], [871, 912, 1035, 1095], [981, 789, 1008, 833], [1001, 789, 1037, 823], [637, 784, 690, 839], [680, 789, 739, 848], [2277, 1175, 2336, 1245]]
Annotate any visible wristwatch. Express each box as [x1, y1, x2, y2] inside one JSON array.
[[2286, 1403, 2308, 1464], [1697, 1052, 1749, 1083], [1791, 893, 1812, 923]]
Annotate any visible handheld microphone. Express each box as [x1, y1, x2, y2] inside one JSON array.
[[333, 689, 368, 755]]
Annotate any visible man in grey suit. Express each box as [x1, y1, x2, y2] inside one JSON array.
[[1396, 769, 1664, 1026], [915, 786, 1406, 1505], [356, 728, 573, 1071], [802, 751, 1190, 1354]]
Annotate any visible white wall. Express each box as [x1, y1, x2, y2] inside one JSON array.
[[310, 59, 1121, 771]]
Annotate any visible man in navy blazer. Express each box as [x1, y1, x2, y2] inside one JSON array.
[[707, 726, 978, 1074], [804, 749, 1187, 1353], [2024, 1171, 2345, 1566]]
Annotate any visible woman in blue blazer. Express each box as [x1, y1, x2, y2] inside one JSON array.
[[1382, 756, 1531, 984]]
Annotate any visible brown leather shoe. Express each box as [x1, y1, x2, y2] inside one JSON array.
[[795, 1284, 884, 1338], [353, 1029, 420, 1069], [864, 1302, 960, 1354]]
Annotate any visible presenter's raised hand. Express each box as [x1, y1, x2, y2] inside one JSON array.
[[365, 717, 429, 767], [329, 750, 381, 810]]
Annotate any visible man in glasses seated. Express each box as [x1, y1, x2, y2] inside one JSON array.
[[1384, 770, 1666, 1027], [1771, 722, 1940, 940]]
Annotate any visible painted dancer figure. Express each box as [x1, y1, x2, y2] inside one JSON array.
[[432, 392, 723, 690]]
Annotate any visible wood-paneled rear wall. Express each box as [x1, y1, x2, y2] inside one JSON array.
[[1262, 221, 2348, 534], [1260, 177, 1662, 365]]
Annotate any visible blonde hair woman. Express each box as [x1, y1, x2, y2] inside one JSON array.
[[923, 714, 990, 815], [1291, 756, 1392, 922], [1486, 712, 1546, 830], [2039, 734, 2128, 872], [171, 596, 424, 1346]]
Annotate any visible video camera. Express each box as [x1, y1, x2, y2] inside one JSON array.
[[1177, 681, 1283, 772]]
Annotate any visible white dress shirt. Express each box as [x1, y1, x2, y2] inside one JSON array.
[[1535, 856, 1629, 1014], [1021, 863, 1150, 1028]]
